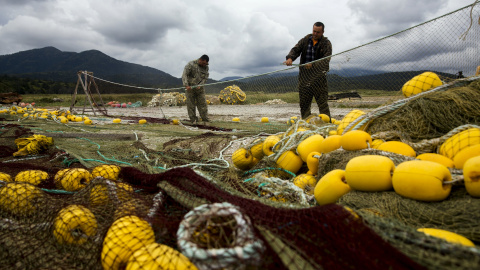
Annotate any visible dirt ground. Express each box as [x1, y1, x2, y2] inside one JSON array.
[[79, 96, 401, 123]]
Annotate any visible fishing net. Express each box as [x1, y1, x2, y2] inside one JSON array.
[[1, 2, 480, 270]]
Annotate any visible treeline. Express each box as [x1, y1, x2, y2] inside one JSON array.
[[0, 75, 75, 94]]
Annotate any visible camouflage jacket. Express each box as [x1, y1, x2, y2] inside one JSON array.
[[182, 59, 209, 87], [286, 34, 332, 72]]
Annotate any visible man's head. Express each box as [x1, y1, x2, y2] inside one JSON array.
[[198, 54, 209, 67], [312, 22, 325, 41]]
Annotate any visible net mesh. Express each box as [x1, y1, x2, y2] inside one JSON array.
[[1, 3, 480, 270]]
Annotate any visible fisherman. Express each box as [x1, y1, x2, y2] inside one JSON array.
[[283, 22, 333, 119], [182, 55, 210, 125]]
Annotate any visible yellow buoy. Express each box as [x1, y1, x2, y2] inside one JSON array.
[[417, 228, 474, 247], [336, 110, 366, 135], [250, 140, 265, 160], [340, 130, 372, 151], [306, 151, 321, 175], [296, 134, 324, 162], [416, 153, 454, 168], [345, 155, 395, 191], [402, 72, 443, 98], [232, 117, 240, 122], [171, 119, 179, 125], [113, 118, 121, 123], [293, 174, 317, 195], [261, 117, 269, 123], [60, 118, 69, 124], [75, 116, 83, 122], [392, 160, 451, 201], [319, 114, 330, 123], [314, 169, 350, 205], [371, 139, 384, 149], [452, 144, 480, 169], [262, 135, 281, 156], [84, 119, 93, 125], [232, 148, 255, 171], [276, 150, 303, 175], [318, 135, 342, 153], [439, 128, 480, 159], [139, 119, 147, 124], [377, 141, 416, 157], [463, 156, 480, 197]]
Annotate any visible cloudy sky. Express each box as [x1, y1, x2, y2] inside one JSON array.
[[0, 0, 476, 80]]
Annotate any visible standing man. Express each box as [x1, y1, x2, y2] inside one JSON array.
[[182, 55, 210, 124], [284, 22, 332, 120]]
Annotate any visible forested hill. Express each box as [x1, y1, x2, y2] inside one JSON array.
[[0, 46, 182, 88]]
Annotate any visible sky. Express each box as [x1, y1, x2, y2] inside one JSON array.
[[0, 0, 476, 80]]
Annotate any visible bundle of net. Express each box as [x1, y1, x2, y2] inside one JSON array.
[[218, 85, 246, 105], [364, 76, 480, 142]]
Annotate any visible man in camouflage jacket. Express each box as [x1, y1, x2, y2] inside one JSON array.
[[284, 22, 332, 119], [182, 55, 210, 124]]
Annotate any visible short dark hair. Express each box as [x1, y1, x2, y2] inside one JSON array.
[[200, 54, 209, 62], [313, 22, 325, 30]]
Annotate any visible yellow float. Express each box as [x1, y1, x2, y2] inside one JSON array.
[[112, 118, 121, 123], [463, 156, 480, 197], [345, 155, 395, 191], [416, 153, 454, 168], [232, 148, 256, 170], [452, 144, 480, 169], [417, 228, 474, 247], [139, 119, 147, 124], [314, 169, 350, 205], [402, 71, 443, 98], [0, 172, 12, 182], [306, 151, 321, 175], [0, 182, 43, 216], [126, 242, 198, 270], [371, 139, 384, 149], [439, 128, 480, 159], [336, 110, 366, 135], [232, 117, 240, 122], [293, 174, 317, 195], [392, 160, 451, 201], [171, 119, 180, 125], [296, 134, 324, 162], [261, 117, 269, 123], [276, 150, 303, 174], [318, 135, 342, 153], [14, 170, 49, 186], [250, 140, 265, 160], [262, 135, 281, 156], [340, 130, 372, 151], [92, 164, 121, 181], [53, 204, 98, 245], [319, 114, 330, 123], [101, 215, 155, 270], [377, 141, 416, 157]]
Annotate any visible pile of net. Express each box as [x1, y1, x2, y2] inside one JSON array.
[[218, 85, 246, 105], [147, 92, 186, 107]]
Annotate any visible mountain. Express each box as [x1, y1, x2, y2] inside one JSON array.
[[219, 76, 243, 81], [0, 46, 182, 88]]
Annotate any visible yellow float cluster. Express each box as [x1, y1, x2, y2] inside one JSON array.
[[219, 85, 246, 105]]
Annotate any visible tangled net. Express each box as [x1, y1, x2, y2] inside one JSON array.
[[218, 85, 246, 105]]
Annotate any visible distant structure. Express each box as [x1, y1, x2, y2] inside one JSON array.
[[455, 71, 464, 79]]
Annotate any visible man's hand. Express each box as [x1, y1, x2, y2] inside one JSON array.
[[304, 63, 312, 69], [185, 86, 192, 91], [283, 58, 293, 66]]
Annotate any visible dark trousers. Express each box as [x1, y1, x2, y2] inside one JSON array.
[[298, 68, 330, 119]]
